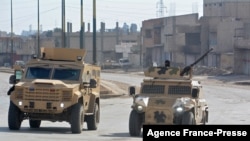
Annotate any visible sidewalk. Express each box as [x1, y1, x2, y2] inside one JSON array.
[[0, 67, 14, 74]]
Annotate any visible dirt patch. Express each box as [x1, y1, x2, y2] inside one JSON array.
[[193, 66, 233, 76]]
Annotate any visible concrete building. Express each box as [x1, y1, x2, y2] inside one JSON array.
[[0, 22, 141, 68], [142, 18, 165, 67], [53, 23, 141, 66], [164, 14, 201, 67], [0, 36, 31, 66], [142, 13, 201, 68], [203, 0, 250, 75], [141, 0, 250, 75]]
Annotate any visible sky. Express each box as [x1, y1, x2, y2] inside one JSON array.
[[0, 0, 203, 35]]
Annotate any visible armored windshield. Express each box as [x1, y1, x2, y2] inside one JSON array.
[[25, 65, 81, 81], [25, 67, 52, 79], [52, 68, 81, 81]]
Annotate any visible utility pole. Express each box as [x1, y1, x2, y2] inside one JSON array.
[[37, 0, 40, 56], [11, 0, 14, 66], [80, 0, 85, 49], [62, 0, 66, 48], [101, 22, 105, 63], [93, 0, 97, 64]]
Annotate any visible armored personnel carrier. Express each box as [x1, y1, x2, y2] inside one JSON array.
[[8, 47, 100, 134], [128, 48, 213, 136]]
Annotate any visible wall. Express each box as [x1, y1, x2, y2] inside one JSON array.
[[66, 30, 140, 65], [220, 53, 234, 69], [204, 0, 250, 19], [234, 48, 250, 75], [163, 14, 201, 66], [217, 19, 243, 53]]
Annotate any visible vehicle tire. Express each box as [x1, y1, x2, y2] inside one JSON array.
[[70, 103, 84, 134], [86, 103, 100, 130], [29, 120, 41, 128], [129, 110, 142, 136], [181, 111, 195, 125], [8, 101, 22, 130], [202, 110, 208, 125]]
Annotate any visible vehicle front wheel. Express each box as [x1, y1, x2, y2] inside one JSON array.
[[181, 111, 195, 125], [86, 103, 100, 130], [70, 103, 84, 134], [8, 101, 22, 130], [129, 110, 143, 136]]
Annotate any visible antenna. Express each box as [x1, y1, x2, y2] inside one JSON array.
[[156, 0, 167, 18]]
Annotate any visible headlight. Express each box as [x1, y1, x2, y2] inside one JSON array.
[[18, 101, 23, 106], [137, 105, 143, 111], [60, 103, 64, 108], [176, 107, 183, 112], [135, 96, 149, 107]]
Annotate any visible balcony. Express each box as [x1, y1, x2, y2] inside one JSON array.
[[235, 38, 250, 50]]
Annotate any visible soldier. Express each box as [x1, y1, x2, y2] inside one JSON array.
[[165, 60, 170, 67]]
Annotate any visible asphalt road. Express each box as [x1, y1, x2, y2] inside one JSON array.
[[101, 72, 250, 124], [1, 71, 250, 141], [0, 72, 140, 141]]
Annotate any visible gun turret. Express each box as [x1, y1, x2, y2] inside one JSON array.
[[180, 48, 214, 76]]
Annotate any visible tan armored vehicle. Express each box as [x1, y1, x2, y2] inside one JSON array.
[[128, 48, 213, 136], [8, 47, 101, 134]]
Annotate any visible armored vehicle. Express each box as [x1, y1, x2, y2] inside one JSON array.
[[128, 48, 213, 136], [8, 47, 100, 134]]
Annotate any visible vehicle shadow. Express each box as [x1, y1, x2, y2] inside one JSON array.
[[0, 126, 91, 134], [100, 132, 142, 138]]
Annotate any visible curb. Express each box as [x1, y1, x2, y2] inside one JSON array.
[[0, 68, 14, 74], [234, 82, 250, 85]]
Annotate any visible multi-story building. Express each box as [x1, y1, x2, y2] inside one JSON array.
[[203, 0, 250, 75], [141, 0, 250, 75], [0, 36, 31, 66], [53, 22, 141, 66], [0, 22, 141, 67], [142, 13, 201, 68]]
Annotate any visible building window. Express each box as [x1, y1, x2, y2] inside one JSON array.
[[219, 3, 222, 7], [145, 29, 152, 38], [154, 27, 161, 44]]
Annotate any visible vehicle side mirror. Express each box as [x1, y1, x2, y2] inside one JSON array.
[[192, 89, 199, 98], [89, 79, 97, 88], [129, 86, 136, 95], [9, 75, 16, 84]]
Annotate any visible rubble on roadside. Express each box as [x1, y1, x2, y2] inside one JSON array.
[[193, 66, 233, 76]]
